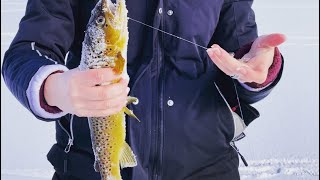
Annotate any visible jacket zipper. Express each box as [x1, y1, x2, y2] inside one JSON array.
[[58, 114, 75, 153], [151, 35, 161, 180], [153, 11, 165, 180], [214, 82, 249, 167]]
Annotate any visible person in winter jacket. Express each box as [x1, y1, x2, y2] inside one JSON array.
[[2, 0, 285, 179]]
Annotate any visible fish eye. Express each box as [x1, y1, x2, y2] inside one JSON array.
[[96, 16, 105, 25]]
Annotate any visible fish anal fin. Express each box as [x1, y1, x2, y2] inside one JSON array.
[[120, 142, 137, 169], [123, 107, 140, 122]]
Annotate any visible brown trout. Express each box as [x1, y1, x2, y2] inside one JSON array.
[[79, 0, 139, 179]]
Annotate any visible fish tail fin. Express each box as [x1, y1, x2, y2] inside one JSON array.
[[123, 106, 140, 122], [120, 142, 137, 169]]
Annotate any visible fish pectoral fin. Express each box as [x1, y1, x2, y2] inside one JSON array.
[[123, 107, 140, 122], [126, 96, 139, 105], [120, 142, 137, 169], [94, 160, 100, 172]]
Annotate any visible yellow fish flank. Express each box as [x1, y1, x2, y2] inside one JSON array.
[[79, 0, 139, 180]]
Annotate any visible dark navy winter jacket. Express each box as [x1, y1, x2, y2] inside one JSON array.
[[2, 0, 283, 179]]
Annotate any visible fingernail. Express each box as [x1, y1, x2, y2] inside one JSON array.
[[206, 49, 214, 56], [126, 87, 130, 94], [212, 47, 221, 56]]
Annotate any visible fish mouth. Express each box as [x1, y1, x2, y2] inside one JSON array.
[[103, 0, 118, 16]]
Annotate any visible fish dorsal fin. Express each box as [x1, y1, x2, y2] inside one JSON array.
[[120, 142, 137, 168], [123, 107, 140, 122]]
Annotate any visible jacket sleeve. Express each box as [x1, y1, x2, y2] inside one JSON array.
[[210, 0, 284, 104], [1, 0, 76, 121]]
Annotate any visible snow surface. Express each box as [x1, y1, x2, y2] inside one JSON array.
[[1, 0, 319, 179]]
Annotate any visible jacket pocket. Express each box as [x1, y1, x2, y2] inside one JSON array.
[[213, 82, 247, 142]]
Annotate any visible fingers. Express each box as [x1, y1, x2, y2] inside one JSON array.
[[207, 44, 249, 77], [258, 33, 286, 48], [70, 83, 129, 117], [74, 91, 128, 110], [76, 105, 126, 117], [75, 68, 121, 86], [78, 78, 129, 101], [207, 44, 269, 84]]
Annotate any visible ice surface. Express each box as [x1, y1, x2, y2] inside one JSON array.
[[1, 0, 319, 179]]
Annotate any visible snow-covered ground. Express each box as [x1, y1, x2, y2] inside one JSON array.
[[1, 0, 319, 180]]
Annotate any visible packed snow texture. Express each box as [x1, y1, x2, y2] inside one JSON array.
[[1, 0, 319, 179]]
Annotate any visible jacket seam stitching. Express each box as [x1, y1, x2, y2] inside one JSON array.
[[232, 3, 241, 49]]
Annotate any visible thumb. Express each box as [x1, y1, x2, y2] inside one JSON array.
[[258, 33, 287, 48]]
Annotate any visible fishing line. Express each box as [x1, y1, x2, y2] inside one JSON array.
[[128, 17, 209, 50], [128, 17, 244, 120]]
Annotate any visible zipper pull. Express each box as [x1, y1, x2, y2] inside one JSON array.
[[230, 142, 248, 167], [233, 132, 246, 142], [64, 138, 74, 153], [238, 151, 248, 167]]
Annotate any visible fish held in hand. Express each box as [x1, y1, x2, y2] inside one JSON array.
[[79, 0, 139, 179]]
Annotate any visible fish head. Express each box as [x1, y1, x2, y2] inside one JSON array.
[[80, 0, 128, 73]]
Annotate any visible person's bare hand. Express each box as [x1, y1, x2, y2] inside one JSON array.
[[44, 68, 129, 117], [207, 33, 286, 83]]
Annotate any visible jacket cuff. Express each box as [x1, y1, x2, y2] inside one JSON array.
[[39, 71, 64, 113], [234, 42, 283, 91], [26, 64, 69, 119]]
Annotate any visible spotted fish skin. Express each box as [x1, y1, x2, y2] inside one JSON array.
[[79, 0, 137, 180], [88, 113, 130, 180]]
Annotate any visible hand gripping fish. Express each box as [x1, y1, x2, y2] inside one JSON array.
[[79, 0, 139, 179]]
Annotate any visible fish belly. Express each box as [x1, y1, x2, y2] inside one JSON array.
[[88, 112, 126, 180]]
